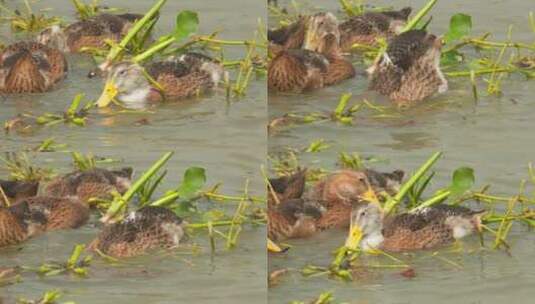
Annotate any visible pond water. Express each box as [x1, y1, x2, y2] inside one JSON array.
[[269, 0, 535, 303], [0, 0, 266, 303]]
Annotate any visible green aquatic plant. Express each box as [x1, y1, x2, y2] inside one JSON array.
[[71, 0, 117, 20], [34, 94, 93, 127], [0, 0, 61, 33], [17, 290, 74, 304], [305, 139, 330, 153], [291, 291, 340, 304], [24, 244, 91, 277], [30, 138, 69, 153], [0, 152, 55, 182]]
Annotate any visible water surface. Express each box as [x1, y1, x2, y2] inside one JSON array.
[[1, 0, 267, 303], [269, 1, 535, 303]]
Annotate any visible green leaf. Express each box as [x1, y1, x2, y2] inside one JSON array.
[[174, 10, 199, 42], [444, 13, 472, 44], [177, 167, 206, 199], [448, 167, 475, 200]]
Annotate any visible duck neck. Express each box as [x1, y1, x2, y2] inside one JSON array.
[[118, 86, 152, 109], [360, 231, 384, 251]]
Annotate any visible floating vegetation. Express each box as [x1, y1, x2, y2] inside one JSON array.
[[0, 152, 55, 182], [0, 0, 61, 33], [16, 290, 73, 304], [34, 94, 93, 127], [24, 244, 92, 277]]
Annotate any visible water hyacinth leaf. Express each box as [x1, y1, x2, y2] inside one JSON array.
[[177, 167, 206, 199], [448, 167, 475, 200], [444, 13, 472, 44], [174, 10, 199, 42]]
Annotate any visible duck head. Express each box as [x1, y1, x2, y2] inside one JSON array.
[[96, 62, 154, 109], [444, 210, 486, 239], [110, 167, 134, 193], [345, 200, 384, 251], [303, 12, 340, 54], [37, 25, 69, 52]]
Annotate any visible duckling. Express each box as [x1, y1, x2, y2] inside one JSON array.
[[89, 206, 185, 258], [307, 170, 378, 229], [268, 198, 324, 241], [17, 196, 89, 230], [268, 12, 355, 92], [0, 180, 39, 205], [37, 13, 143, 53], [0, 42, 67, 93], [0, 202, 46, 247], [45, 167, 133, 204], [346, 202, 485, 252], [96, 53, 224, 109], [339, 7, 412, 51], [268, 168, 307, 205], [368, 30, 448, 105]]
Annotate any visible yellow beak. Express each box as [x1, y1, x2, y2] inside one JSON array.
[[362, 188, 379, 204], [345, 225, 362, 250], [97, 80, 118, 108], [267, 238, 283, 253]]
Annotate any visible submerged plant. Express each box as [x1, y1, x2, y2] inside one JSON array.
[[34, 94, 93, 127], [17, 290, 74, 304]]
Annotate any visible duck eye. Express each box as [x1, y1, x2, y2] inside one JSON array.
[[119, 69, 127, 76]]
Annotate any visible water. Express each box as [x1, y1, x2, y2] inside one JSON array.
[[268, 0, 535, 303], [0, 0, 266, 303]]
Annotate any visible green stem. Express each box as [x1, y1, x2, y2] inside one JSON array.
[[101, 151, 174, 222], [410, 191, 450, 212], [133, 36, 175, 63], [105, 0, 167, 63], [384, 152, 442, 214], [402, 0, 438, 32]]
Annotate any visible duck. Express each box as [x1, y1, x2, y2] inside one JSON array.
[[0, 41, 67, 93], [45, 167, 133, 204], [338, 7, 412, 51], [96, 53, 225, 109], [268, 168, 307, 205], [364, 169, 404, 196], [17, 196, 89, 230], [267, 169, 326, 241], [37, 13, 143, 53], [367, 29, 448, 105], [268, 198, 324, 241], [0, 180, 39, 205], [89, 206, 185, 258], [307, 170, 378, 229], [0, 202, 46, 247], [268, 12, 355, 92], [346, 202, 485, 252]]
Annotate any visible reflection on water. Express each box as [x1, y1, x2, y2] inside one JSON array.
[[269, 0, 535, 303], [0, 0, 266, 303]]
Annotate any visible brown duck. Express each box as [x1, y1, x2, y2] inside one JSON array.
[[307, 170, 378, 229], [96, 53, 225, 109], [89, 206, 185, 258], [267, 169, 325, 241], [18, 196, 89, 230], [0, 202, 46, 247], [37, 13, 143, 53], [0, 42, 67, 93], [346, 202, 485, 252], [268, 12, 355, 92], [45, 167, 133, 204], [0, 180, 39, 205], [368, 29, 448, 105], [339, 7, 412, 51]]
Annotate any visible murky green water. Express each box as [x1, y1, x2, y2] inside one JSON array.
[[269, 0, 535, 303], [1, 0, 266, 303]]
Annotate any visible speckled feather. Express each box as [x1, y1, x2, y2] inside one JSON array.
[[268, 49, 328, 92], [0, 42, 67, 93], [21, 196, 89, 230]]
